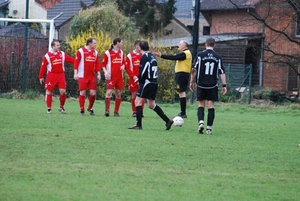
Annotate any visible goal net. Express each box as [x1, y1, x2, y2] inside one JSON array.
[[0, 18, 55, 93]]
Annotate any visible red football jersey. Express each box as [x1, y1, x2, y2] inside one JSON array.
[[38, 51, 74, 79], [125, 50, 142, 78], [102, 49, 125, 80], [74, 47, 101, 78]]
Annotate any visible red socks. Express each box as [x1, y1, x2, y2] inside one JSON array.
[[46, 94, 52, 109]]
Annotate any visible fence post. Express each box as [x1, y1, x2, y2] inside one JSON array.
[[248, 64, 252, 104]]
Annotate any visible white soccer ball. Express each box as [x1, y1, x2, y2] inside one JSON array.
[[173, 116, 184, 127]]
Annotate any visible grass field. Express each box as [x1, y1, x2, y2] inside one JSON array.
[[0, 98, 299, 201]]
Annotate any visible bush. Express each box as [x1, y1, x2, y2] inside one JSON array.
[[0, 90, 41, 99], [252, 88, 286, 103], [219, 83, 236, 102]]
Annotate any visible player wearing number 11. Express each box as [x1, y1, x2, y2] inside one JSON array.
[[189, 37, 227, 135]]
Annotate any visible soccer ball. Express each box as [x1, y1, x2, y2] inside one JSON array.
[[173, 116, 184, 127]]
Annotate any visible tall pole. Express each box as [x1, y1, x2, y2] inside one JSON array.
[[190, 0, 200, 104], [22, 0, 29, 93], [192, 0, 200, 59]]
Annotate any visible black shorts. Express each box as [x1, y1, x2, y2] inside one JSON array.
[[196, 86, 219, 101], [137, 81, 157, 100], [175, 72, 190, 93]]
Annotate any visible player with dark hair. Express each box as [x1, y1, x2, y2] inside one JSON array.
[[38, 39, 74, 114], [153, 40, 192, 118], [74, 37, 101, 116], [190, 37, 227, 134], [102, 37, 125, 117], [129, 40, 173, 130], [124, 40, 144, 117]]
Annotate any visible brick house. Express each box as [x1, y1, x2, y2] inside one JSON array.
[[200, 0, 300, 95]]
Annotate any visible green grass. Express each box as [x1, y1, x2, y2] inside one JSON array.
[[0, 98, 299, 201]]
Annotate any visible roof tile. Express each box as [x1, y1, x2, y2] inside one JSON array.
[[47, 0, 94, 27]]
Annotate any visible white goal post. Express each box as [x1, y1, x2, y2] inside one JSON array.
[[0, 18, 56, 51]]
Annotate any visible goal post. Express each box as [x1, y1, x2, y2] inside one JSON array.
[[0, 18, 55, 51]]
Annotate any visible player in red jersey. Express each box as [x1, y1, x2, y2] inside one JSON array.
[[102, 37, 127, 117], [74, 37, 101, 116], [38, 40, 74, 114], [124, 40, 144, 117]]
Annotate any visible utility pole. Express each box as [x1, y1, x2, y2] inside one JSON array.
[[192, 0, 200, 59], [190, 0, 201, 104]]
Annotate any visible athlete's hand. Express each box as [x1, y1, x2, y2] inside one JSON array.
[[39, 78, 44, 85], [133, 76, 139, 83], [222, 87, 227, 95], [189, 82, 195, 92], [74, 74, 79, 80], [120, 65, 125, 71], [152, 51, 161, 57], [104, 71, 111, 80]]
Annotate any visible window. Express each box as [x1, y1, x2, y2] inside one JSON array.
[[203, 26, 210, 35]]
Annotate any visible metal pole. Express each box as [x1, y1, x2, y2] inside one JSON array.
[[21, 0, 29, 93], [190, 0, 200, 104], [192, 0, 200, 59], [248, 64, 253, 104]]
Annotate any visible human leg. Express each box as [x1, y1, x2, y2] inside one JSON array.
[[197, 100, 205, 134], [178, 91, 187, 118], [114, 89, 122, 116], [131, 91, 137, 116], [205, 87, 218, 134], [206, 101, 215, 134], [148, 100, 173, 130], [176, 73, 189, 118], [87, 89, 96, 115], [79, 90, 86, 115], [58, 88, 66, 114], [129, 97, 143, 129], [45, 90, 53, 113], [105, 88, 113, 116], [57, 73, 67, 113]]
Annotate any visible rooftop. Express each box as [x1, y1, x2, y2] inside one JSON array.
[[0, 22, 47, 38], [47, 0, 94, 27], [200, 0, 260, 11]]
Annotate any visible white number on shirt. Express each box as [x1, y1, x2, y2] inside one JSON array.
[[152, 66, 158, 79], [204, 62, 214, 75]]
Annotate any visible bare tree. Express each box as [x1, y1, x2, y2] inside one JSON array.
[[228, 0, 300, 78]]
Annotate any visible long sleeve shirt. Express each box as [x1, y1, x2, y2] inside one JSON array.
[[125, 50, 142, 78], [38, 50, 74, 79], [74, 47, 101, 78]]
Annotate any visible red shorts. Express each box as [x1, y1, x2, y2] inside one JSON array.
[[44, 72, 66, 91], [78, 77, 97, 90], [106, 78, 124, 90], [128, 79, 139, 92]]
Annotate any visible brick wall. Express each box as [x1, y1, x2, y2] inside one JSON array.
[[202, 1, 300, 92]]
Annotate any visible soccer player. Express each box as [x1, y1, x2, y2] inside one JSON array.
[[124, 40, 144, 117], [153, 40, 192, 118], [189, 37, 227, 135], [74, 37, 101, 116], [102, 37, 125, 117], [38, 39, 74, 114], [129, 40, 173, 130]]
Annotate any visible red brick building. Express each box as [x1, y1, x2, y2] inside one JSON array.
[[201, 0, 300, 94]]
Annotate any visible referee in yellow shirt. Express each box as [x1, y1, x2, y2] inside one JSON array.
[[153, 40, 192, 118]]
